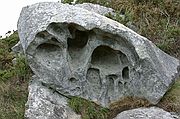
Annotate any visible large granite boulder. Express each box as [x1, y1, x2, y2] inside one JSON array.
[[17, 2, 180, 118], [113, 107, 179, 119]]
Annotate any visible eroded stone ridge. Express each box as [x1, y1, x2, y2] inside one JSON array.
[[17, 2, 179, 117]]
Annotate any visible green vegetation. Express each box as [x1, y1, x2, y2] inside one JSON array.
[[157, 79, 180, 112], [68, 97, 109, 119], [0, 32, 18, 70], [105, 11, 133, 25], [62, 0, 74, 4], [0, 31, 31, 119], [108, 97, 151, 118]]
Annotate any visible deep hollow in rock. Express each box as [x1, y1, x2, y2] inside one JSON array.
[[35, 42, 63, 68], [122, 67, 129, 80], [91, 45, 121, 74], [67, 25, 89, 69]]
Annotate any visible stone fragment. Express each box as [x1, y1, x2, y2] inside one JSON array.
[[113, 107, 179, 119], [25, 76, 81, 119], [17, 2, 179, 109], [11, 41, 23, 54]]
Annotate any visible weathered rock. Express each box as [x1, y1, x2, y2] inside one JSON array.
[[25, 75, 81, 119], [74, 3, 114, 16], [113, 107, 179, 119], [170, 112, 180, 119], [11, 41, 23, 54], [17, 1, 179, 111], [75, 3, 138, 33]]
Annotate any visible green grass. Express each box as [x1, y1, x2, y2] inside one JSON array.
[[0, 78, 29, 119], [68, 96, 109, 119], [0, 56, 31, 119], [62, 0, 73, 4], [157, 79, 180, 112], [108, 97, 151, 118], [0, 32, 31, 119]]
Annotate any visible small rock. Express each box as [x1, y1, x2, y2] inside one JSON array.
[[11, 41, 23, 54], [25, 76, 81, 119], [114, 107, 179, 119]]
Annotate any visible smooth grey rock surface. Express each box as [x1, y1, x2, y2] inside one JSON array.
[[25, 75, 81, 119], [17, 1, 180, 110], [113, 107, 179, 119]]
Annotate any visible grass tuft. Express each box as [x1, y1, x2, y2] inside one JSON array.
[[108, 96, 152, 118], [68, 96, 109, 119], [157, 79, 180, 112]]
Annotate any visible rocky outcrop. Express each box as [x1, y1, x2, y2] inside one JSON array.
[[113, 107, 179, 119], [17, 2, 180, 119]]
